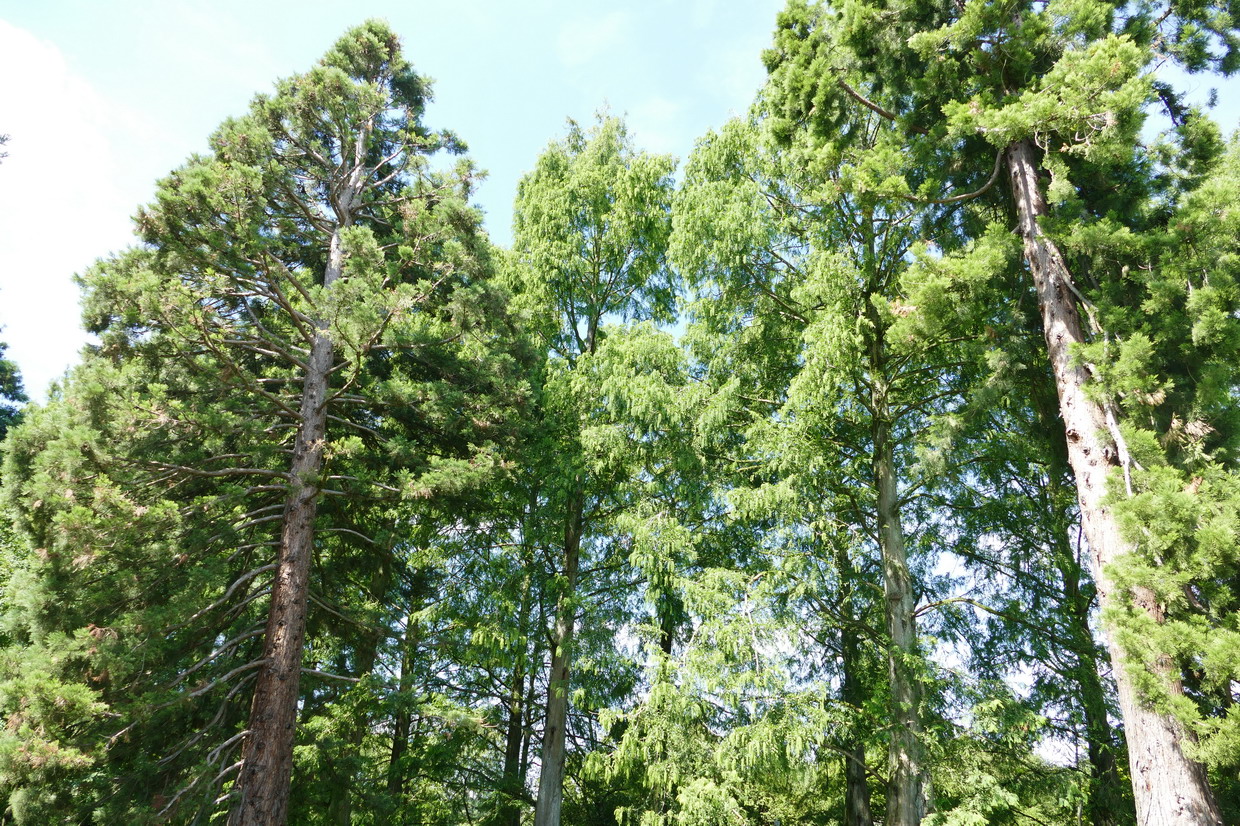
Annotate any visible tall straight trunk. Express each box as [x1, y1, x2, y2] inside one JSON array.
[[867, 305, 926, 826], [836, 544, 874, 826], [1059, 514, 1127, 825], [494, 660, 529, 826], [1007, 137, 1221, 826], [230, 217, 352, 826], [1035, 383, 1128, 826], [533, 492, 584, 826]]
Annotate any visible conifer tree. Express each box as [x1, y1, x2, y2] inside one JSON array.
[[764, 0, 1238, 821], [508, 114, 676, 826], [0, 340, 24, 440], [669, 96, 1005, 822], [1, 21, 525, 825]]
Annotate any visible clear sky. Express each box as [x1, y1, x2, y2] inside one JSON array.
[[0, 1, 1236, 400], [0, 0, 783, 399]]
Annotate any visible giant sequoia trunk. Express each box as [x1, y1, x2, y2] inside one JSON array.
[[867, 306, 926, 826], [533, 492, 584, 826], [1007, 138, 1221, 826], [230, 221, 351, 826]]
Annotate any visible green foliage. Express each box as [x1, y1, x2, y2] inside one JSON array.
[[1, 6, 1239, 826], [0, 341, 24, 440]]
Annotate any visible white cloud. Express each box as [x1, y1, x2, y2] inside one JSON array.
[[557, 11, 631, 67], [0, 21, 147, 398]]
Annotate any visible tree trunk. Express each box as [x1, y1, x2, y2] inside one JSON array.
[[229, 222, 349, 826], [1061, 530, 1128, 826], [494, 659, 528, 826], [326, 562, 390, 826], [867, 304, 926, 826], [1007, 137, 1221, 826], [387, 572, 429, 801], [533, 492, 584, 826], [837, 545, 874, 826], [493, 570, 533, 826]]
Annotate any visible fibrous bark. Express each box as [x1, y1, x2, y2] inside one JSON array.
[[230, 206, 354, 826], [1007, 137, 1221, 826]]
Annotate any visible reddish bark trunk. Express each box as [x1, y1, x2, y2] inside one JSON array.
[[229, 223, 349, 826]]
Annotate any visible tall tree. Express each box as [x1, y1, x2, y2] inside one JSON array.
[[670, 101, 999, 823], [508, 114, 676, 826], [764, 1, 1239, 821], [0, 21, 525, 825]]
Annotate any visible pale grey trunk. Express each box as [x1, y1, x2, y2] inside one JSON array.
[[533, 493, 584, 826], [1007, 138, 1221, 826], [1034, 369, 1128, 825], [867, 304, 926, 826]]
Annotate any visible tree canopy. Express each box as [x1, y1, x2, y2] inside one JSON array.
[[1, 8, 1238, 826]]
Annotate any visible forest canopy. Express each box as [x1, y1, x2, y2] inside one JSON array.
[[1, 5, 1239, 826]]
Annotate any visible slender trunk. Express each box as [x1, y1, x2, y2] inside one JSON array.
[[657, 593, 682, 657], [495, 659, 528, 826], [520, 640, 539, 785], [533, 492, 584, 826], [494, 572, 533, 826], [867, 304, 926, 826], [1007, 137, 1220, 826], [387, 572, 429, 801], [836, 545, 874, 826], [1060, 524, 1127, 825], [1077, 645, 1125, 826]]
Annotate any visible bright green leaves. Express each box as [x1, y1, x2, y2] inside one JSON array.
[[512, 114, 676, 362], [941, 34, 1151, 162]]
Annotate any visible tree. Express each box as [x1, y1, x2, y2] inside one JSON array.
[[0, 21, 525, 825], [508, 114, 676, 826], [0, 340, 24, 440], [763, 0, 1238, 821], [669, 94, 1007, 822]]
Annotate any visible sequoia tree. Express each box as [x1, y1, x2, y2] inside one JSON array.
[[1, 21, 524, 825]]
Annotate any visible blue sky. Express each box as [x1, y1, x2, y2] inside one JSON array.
[[0, 0, 782, 398], [0, 1, 1236, 400]]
